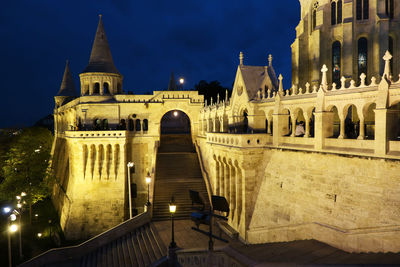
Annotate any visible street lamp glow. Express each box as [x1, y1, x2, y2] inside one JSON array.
[[17, 203, 22, 209], [35, 214, 38, 217], [21, 192, 26, 197], [16, 196, 21, 200], [35, 149, 40, 153], [179, 78, 184, 84], [37, 233, 42, 238], [145, 176, 151, 184], [9, 224, 18, 233], [173, 111, 178, 117], [169, 203, 176, 213], [127, 162, 134, 168], [10, 214, 17, 221], [3, 207, 11, 213]]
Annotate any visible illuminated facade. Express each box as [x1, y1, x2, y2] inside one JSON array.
[[53, 2, 400, 253]]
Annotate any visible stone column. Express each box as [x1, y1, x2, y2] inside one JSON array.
[[314, 111, 334, 150], [290, 114, 296, 137], [374, 108, 388, 156], [357, 115, 365, 140], [338, 115, 345, 139], [304, 115, 310, 138]]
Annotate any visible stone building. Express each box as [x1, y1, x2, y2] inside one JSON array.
[[52, 1, 400, 253], [292, 0, 399, 88]]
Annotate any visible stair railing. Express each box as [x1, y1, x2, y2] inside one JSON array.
[[19, 211, 151, 267], [194, 140, 213, 205]]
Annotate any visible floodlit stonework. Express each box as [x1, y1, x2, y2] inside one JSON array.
[[52, 3, 400, 253]]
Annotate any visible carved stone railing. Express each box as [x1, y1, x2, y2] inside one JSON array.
[[64, 130, 126, 138], [207, 133, 272, 148], [206, 132, 400, 159], [20, 212, 151, 267]]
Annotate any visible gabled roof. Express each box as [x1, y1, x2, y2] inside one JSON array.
[[57, 60, 77, 97], [82, 15, 120, 74], [239, 65, 278, 100]]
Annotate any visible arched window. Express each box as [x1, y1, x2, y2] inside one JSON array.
[[93, 83, 100, 94], [331, 1, 336, 25], [103, 82, 110, 94], [135, 119, 141, 132], [386, 0, 394, 19], [389, 36, 394, 75], [119, 119, 126, 130], [331, 0, 342, 25], [312, 2, 319, 31], [94, 119, 101, 130], [128, 119, 134, 131], [143, 119, 148, 131], [358, 38, 368, 80], [332, 41, 341, 86], [356, 0, 369, 20], [102, 119, 108, 130]]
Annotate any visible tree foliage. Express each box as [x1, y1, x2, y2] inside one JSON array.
[[0, 127, 54, 205], [194, 80, 232, 105]]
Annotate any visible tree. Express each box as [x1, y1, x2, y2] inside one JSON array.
[[0, 127, 54, 223], [194, 80, 232, 105]]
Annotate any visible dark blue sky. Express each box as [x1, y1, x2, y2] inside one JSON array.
[[0, 0, 299, 128]]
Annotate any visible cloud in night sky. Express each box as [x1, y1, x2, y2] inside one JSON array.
[[0, 0, 299, 127]]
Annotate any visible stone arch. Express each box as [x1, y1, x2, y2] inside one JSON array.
[[93, 82, 100, 94], [388, 101, 400, 140], [327, 105, 340, 138], [362, 102, 376, 139], [343, 104, 360, 139], [103, 82, 110, 94]]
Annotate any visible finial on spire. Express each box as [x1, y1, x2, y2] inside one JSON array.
[[239, 52, 244, 65], [99, 14, 102, 19], [268, 54, 273, 66], [225, 89, 228, 102], [383, 50, 393, 80], [278, 74, 283, 93]]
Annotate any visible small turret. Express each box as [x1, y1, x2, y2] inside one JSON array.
[[79, 15, 123, 96], [55, 60, 77, 108]]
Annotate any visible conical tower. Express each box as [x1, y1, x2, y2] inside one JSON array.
[[167, 72, 177, 91], [79, 15, 123, 96], [55, 60, 77, 107]]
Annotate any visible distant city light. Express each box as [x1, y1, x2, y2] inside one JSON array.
[[17, 203, 22, 208], [37, 233, 42, 238], [16, 196, 21, 200], [35, 214, 39, 217], [21, 192, 27, 197]]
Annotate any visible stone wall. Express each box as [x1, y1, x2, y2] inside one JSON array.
[[197, 138, 400, 252]]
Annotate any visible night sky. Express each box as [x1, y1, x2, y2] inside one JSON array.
[[0, 0, 299, 128]]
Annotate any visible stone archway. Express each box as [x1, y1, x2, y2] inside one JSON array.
[[159, 110, 193, 153]]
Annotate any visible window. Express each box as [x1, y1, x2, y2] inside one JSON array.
[[93, 83, 100, 94], [102, 119, 108, 130], [358, 38, 368, 79], [135, 119, 141, 131], [389, 36, 394, 75], [103, 82, 110, 94], [332, 41, 341, 86], [357, 0, 369, 20], [386, 0, 394, 19], [331, 0, 342, 25], [312, 2, 319, 31], [129, 119, 134, 131], [143, 119, 148, 131]]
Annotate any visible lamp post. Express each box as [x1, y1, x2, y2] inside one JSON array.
[[145, 173, 151, 206], [16, 193, 25, 260], [127, 162, 134, 219], [169, 198, 176, 248], [8, 212, 18, 267]]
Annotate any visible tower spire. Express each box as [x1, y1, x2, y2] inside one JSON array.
[[168, 72, 178, 91], [82, 15, 119, 74], [57, 60, 77, 97]]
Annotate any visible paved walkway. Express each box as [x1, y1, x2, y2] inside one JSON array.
[[153, 219, 400, 266]]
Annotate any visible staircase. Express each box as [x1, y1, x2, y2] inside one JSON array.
[[153, 134, 209, 220], [80, 223, 166, 267]]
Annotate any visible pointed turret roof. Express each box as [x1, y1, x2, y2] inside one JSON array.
[[167, 72, 177, 91], [57, 60, 77, 97], [82, 15, 120, 74]]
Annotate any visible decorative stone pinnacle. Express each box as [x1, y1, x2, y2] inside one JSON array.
[[278, 74, 283, 92], [217, 94, 220, 103], [268, 54, 273, 66], [321, 64, 328, 90], [239, 52, 244, 65], [383, 50, 392, 80], [360, 73, 366, 87]]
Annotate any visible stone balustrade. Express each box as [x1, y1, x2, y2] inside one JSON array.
[[64, 130, 126, 138]]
